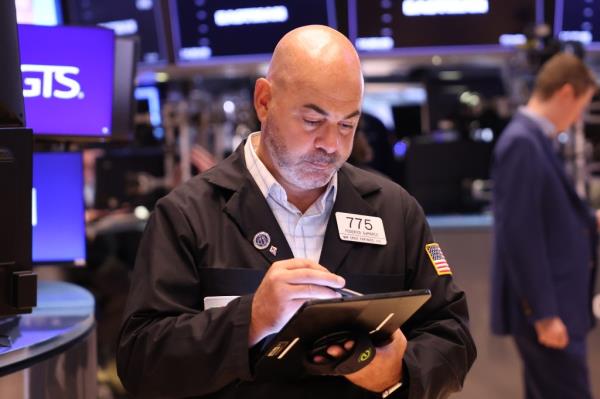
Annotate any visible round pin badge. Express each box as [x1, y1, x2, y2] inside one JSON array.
[[253, 231, 271, 250]]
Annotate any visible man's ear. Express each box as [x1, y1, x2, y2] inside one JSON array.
[[254, 78, 272, 123], [556, 83, 576, 101]]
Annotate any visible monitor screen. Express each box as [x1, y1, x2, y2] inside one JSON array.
[[135, 85, 164, 140], [134, 86, 162, 128], [18, 24, 115, 138], [555, 0, 600, 49], [32, 152, 86, 265], [170, 0, 337, 63], [15, 0, 62, 25], [65, 0, 169, 65], [348, 0, 538, 55]]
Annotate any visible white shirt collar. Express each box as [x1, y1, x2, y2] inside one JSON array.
[[519, 106, 556, 139], [243, 131, 337, 213]]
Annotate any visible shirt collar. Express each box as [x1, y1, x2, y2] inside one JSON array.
[[243, 131, 338, 212], [519, 106, 556, 139]]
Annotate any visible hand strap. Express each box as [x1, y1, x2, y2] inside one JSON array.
[[303, 330, 375, 375]]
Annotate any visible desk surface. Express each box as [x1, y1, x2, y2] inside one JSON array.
[[0, 281, 95, 374]]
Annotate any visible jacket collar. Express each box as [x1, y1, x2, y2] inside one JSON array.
[[204, 142, 382, 271]]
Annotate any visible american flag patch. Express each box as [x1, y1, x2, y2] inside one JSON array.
[[425, 243, 452, 276]]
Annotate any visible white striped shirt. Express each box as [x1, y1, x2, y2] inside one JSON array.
[[244, 132, 337, 263]]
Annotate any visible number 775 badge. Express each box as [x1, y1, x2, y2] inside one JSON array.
[[335, 212, 387, 245]]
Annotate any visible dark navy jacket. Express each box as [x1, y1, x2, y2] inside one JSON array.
[[491, 111, 597, 339]]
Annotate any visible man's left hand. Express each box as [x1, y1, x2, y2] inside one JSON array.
[[342, 329, 407, 393]]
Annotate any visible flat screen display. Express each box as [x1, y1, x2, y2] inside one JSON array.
[[32, 152, 86, 265], [348, 0, 538, 55], [65, 0, 169, 64], [555, 0, 600, 49], [15, 0, 62, 25], [18, 24, 114, 137], [170, 0, 337, 63]]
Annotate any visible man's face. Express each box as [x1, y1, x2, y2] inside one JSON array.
[[261, 82, 362, 191]]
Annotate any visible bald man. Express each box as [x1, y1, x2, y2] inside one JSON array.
[[117, 25, 475, 398]]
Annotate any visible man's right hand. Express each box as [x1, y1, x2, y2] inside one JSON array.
[[534, 317, 569, 349], [249, 259, 345, 346]]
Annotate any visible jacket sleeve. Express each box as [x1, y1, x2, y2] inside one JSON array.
[[399, 196, 477, 399], [116, 198, 254, 398], [493, 137, 559, 321]]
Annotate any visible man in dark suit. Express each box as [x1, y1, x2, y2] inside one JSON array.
[[491, 53, 598, 399]]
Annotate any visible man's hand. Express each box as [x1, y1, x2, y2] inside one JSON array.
[[318, 329, 407, 393], [534, 317, 569, 349], [249, 259, 345, 346]]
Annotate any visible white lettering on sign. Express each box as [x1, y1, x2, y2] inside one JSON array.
[[21, 64, 83, 100], [214, 6, 289, 27], [402, 0, 489, 17], [31, 188, 37, 227], [356, 37, 395, 51], [99, 19, 139, 36], [558, 30, 593, 44]]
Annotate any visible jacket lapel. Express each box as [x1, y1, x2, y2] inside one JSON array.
[[205, 143, 384, 270], [319, 165, 381, 273], [205, 143, 294, 265]]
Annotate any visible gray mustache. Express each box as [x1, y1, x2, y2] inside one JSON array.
[[302, 152, 339, 164]]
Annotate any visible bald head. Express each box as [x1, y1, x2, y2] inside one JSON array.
[[267, 25, 363, 99], [252, 25, 365, 207]]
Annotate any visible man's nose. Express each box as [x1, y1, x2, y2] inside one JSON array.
[[316, 123, 339, 154]]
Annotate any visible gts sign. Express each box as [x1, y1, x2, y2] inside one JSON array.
[[21, 64, 84, 100]]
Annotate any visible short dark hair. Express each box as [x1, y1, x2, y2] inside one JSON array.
[[533, 53, 598, 100]]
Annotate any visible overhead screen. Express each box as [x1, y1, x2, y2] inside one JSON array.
[[348, 0, 538, 54], [15, 0, 62, 25], [65, 0, 169, 65], [32, 152, 86, 265], [555, 0, 600, 49], [18, 24, 114, 138], [169, 0, 337, 63]]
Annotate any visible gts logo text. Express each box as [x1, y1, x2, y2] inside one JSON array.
[[21, 64, 84, 100]]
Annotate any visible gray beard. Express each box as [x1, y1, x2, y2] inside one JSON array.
[[262, 127, 339, 191]]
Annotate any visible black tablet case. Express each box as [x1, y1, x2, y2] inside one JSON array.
[[254, 289, 431, 380]]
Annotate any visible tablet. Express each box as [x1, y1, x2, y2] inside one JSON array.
[[254, 289, 431, 379]]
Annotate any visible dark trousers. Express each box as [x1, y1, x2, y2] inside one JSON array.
[[514, 333, 592, 399]]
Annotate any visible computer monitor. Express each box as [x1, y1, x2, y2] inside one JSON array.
[[32, 152, 86, 265], [348, 0, 540, 55], [64, 0, 170, 65], [554, 0, 600, 50], [112, 36, 139, 141], [1, 1, 25, 128], [18, 24, 115, 138], [170, 0, 337, 64], [14, 0, 62, 25], [135, 86, 162, 128], [135, 85, 163, 140]]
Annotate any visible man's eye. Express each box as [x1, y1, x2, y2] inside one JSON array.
[[340, 123, 355, 131], [303, 119, 321, 127]]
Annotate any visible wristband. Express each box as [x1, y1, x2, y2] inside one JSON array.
[[382, 381, 402, 398]]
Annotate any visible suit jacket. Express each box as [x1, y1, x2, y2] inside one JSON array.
[[117, 142, 476, 398], [491, 112, 598, 339]]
